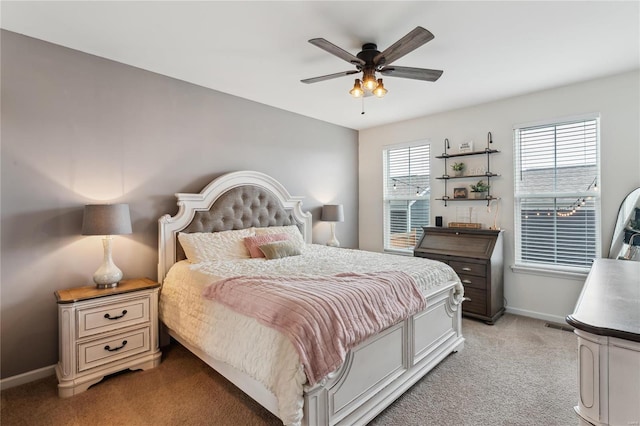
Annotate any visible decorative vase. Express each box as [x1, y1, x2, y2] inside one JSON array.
[[455, 170, 463, 177], [473, 191, 487, 199]]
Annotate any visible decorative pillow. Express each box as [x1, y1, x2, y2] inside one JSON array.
[[254, 225, 306, 250], [258, 240, 302, 260], [243, 233, 290, 258], [178, 228, 255, 263]]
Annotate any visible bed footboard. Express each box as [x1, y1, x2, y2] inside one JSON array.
[[303, 280, 464, 426], [164, 279, 463, 425]]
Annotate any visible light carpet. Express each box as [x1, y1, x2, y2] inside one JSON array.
[[1, 314, 578, 425]]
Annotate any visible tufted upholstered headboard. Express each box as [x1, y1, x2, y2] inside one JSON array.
[[158, 171, 312, 283], [174, 185, 304, 261]]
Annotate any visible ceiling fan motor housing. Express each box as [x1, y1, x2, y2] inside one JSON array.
[[356, 43, 382, 69]]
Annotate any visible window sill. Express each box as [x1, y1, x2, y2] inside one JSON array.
[[510, 264, 589, 280]]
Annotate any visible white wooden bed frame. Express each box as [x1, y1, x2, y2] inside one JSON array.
[[158, 170, 465, 426]]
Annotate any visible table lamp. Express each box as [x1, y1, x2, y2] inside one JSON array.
[[322, 204, 344, 247], [82, 204, 132, 288]]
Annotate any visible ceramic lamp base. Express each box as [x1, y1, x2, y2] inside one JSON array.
[[92, 237, 123, 288], [326, 222, 340, 247]]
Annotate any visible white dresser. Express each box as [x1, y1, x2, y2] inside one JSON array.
[[566, 259, 640, 426], [55, 278, 162, 397]]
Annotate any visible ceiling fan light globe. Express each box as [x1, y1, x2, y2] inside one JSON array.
[[349, 79, 364, 98], [373, 79, 387, 98], [362, 75, 377, 91], [373, 89, 387, 98], [363, 80, 377, 91], [349, 87, 364, 98]]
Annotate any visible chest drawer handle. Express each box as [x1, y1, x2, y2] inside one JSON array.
[[461, 279, 472, 285], [461, 267, 472, 272], [104, 340, 128, 352], [104, 310, 127, 320]]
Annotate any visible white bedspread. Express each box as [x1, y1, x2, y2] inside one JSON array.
[[159, 244, 459, 425]]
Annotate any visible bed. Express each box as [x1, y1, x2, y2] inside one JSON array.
[[157, 170, 465, 426]]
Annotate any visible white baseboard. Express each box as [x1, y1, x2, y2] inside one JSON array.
[[0, 364, 56, 391], [505, 307, 568, 325]]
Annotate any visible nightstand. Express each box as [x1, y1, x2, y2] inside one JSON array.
[[55, 278, 162, 397]]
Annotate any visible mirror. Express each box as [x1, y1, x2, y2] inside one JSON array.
[[609, 187, 640, 260]]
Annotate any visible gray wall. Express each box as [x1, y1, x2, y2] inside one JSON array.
[[0, 30, 358, 378]]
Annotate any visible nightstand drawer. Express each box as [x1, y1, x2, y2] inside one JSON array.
[[459, 274, 486, 290], [449, 261, 486, 277], [78, 327, 150, 372], [77, 296, 150, 338]]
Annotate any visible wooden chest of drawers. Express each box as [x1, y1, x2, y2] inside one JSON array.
[[55, 278, 162, 397], [414, 227, 504, 324]]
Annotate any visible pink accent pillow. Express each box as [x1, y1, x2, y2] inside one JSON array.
[[244, 233, 289, 258]]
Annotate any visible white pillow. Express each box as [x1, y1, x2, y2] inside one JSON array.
[[254, 225, 306, 250], [178, 228, 255, 263]]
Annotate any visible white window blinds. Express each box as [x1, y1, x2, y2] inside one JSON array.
[[514, 117, 600, 270], [383, 143, 430, 252]]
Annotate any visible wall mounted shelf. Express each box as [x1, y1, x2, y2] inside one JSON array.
[[435, 148, 500, 159], [437, 136, 500, 206], [436, 172, 500, 180], [436, 196, 500, 202]]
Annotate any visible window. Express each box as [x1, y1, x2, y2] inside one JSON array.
[[514, 116, 600, 271], [383, 143, 430, 253]]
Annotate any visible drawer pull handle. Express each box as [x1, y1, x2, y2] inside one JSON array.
[[461, 279, 472, 285], [104, 340, 128, 352], [462, 267, 472, 271], [104, 310, 127, 320]]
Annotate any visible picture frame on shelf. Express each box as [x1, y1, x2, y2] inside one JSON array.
[[454, 188, 468, 199], [458, 141, 473, 153]]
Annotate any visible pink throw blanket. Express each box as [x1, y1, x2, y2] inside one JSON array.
[[201, 271, 426, 385]]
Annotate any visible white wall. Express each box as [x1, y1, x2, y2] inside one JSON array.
[[359, 71, 640, 323]]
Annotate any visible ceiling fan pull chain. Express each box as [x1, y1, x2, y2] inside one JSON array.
[[361, 95, 365, 115]]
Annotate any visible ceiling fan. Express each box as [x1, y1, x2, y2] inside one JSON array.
[[301, 26, 443, 98]]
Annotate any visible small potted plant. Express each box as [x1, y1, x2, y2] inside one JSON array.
[[470, 180, 490, 198], [451, 162, 465, 177]]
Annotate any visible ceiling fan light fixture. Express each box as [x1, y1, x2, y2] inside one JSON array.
[[373, 79, 387, 98], [349, 79, 364, 98], [362, 71, 377, 91]]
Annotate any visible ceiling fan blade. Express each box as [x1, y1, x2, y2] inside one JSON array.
[[301, 70, 359, 84], [380, 66, 443, 82], [309, 38, 366, 66], [374, 27, 435, 66]]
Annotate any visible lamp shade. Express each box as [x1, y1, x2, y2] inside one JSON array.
[[82, 204, 132, 236], [322, 204, 344, 222]]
